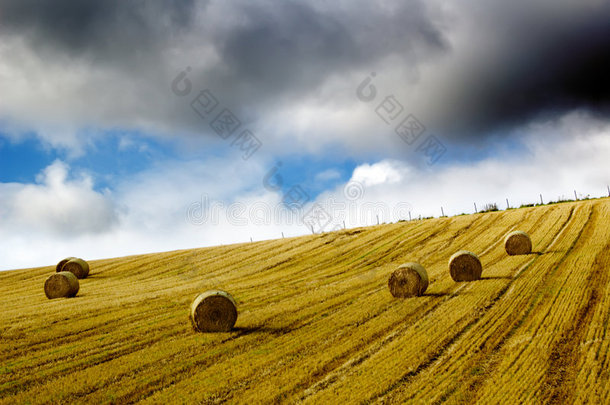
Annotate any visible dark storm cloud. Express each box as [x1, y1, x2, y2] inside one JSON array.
[[0, 0, 447, 145], [0, 0, 197, 60], [0, 0, 207, 141], [192, 0, 449, 113], [1, 0, 609, 148], [432, 1, 610, 138], [0, 0, 444, 88]]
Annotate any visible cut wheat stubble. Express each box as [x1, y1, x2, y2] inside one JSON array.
[[448, 250, 483, 281], [388, 262, 429, 298], [190, 290, 238, 332], [44, 271, 80, 299]]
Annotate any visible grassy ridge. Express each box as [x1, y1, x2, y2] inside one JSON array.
[[1, 199, 609, 403]]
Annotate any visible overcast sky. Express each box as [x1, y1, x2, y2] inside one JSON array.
[[1, 0, 609, 270]]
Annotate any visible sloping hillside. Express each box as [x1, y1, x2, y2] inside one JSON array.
[[1, 198, 609, 404]]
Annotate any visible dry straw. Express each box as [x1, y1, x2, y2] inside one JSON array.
[[388, 262, 429, 298], [504, 231, 532, 255], [449, 250, 482, 281], [190, 290, 238, 332], [61, 258, 90, 279], [56, 257, 76, 272], [44, 271, 79, 299]]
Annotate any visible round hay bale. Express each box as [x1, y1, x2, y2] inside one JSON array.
[[62, 258, 90, 279], [56, 257, 76, 272], [504, 231, 532, 255], [388, 262, 429, 298], [190, 290, 238, 332], [448, 250, 482, 281], [44, 271, 79, 299]]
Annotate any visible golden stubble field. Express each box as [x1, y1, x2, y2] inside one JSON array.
[[1, 198, 609, 404]]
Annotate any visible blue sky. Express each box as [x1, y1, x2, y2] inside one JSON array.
[[0, 127, 361, 201], [0, 133, 52, 183], [1, 0, 609, 270], [0, 130, 167, 186]]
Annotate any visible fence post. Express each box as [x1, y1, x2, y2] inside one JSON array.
[[474, 202, 477, 213]]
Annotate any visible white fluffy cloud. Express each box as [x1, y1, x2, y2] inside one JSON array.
[[2, 160, 118, 236], [351, 160, 405, 187]]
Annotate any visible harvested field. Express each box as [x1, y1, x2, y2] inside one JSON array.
[[1, 198, 609, 404]]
